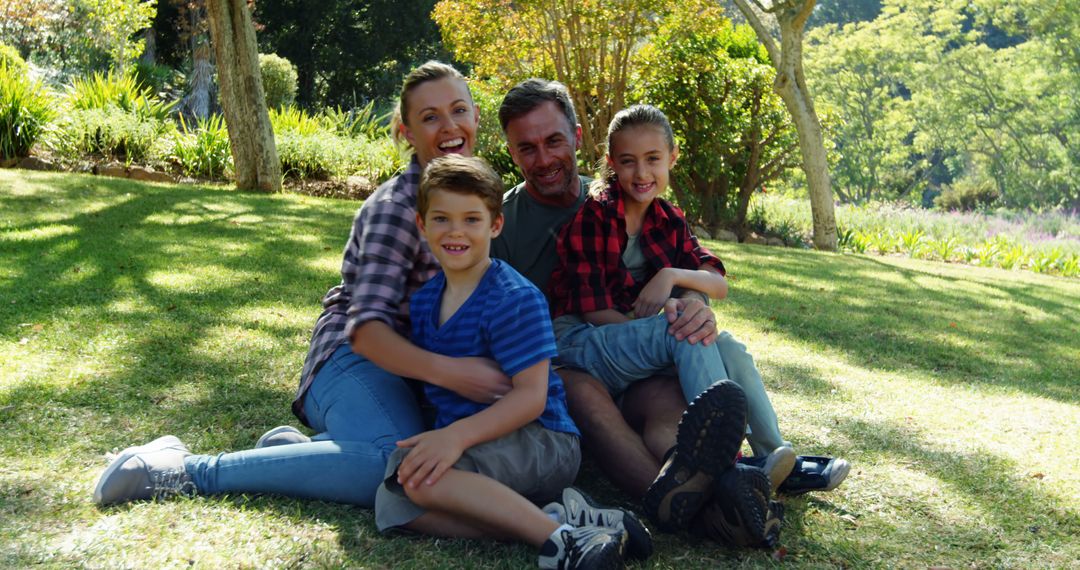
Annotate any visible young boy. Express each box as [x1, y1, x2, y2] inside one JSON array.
[[374, 155, 652, 569]]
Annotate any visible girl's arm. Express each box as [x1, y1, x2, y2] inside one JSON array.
[[633, 267, 728, 318], [352, 320, 512, 404], [394, 359, 550, 488], [583, 309, 632, 326]]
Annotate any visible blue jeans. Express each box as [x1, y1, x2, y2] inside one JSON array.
[[184, 343, 424, 506], [557, 316, 784, 456]]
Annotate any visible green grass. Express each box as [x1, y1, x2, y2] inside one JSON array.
[[2, 169, 1078, 568]]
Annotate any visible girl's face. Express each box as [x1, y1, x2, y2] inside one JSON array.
[[401, 77, 479, 167], [608, 125, 678, 208]]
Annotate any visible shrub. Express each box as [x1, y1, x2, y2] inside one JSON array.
[[269, 106, 323, 136], [0, 44, 28, 77], [0, 61, 54, 159], [259, 53, 298, 109], [132, 61, 181, 97], [168, 114, 232, 179], [470, 78, 517, 187], [67, 71, 175, 123], [51, 106, 172, 164], [934, 178, 1001, 211], [320, 101, 391, 139]]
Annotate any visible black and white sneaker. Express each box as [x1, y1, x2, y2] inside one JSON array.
[[542, 487, 652, 561], [538, 525, 627, 570], [643, 380, 748, 532]]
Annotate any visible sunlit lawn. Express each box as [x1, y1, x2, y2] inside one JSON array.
[[1, 169, 1077, 568]]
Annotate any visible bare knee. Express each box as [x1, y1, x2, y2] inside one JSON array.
[[622, 376, 686, 430]]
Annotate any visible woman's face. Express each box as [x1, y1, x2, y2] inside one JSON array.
[[401, 77, 479, 167]]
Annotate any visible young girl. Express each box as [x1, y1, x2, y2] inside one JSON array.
[[549, 105, 803, 496]]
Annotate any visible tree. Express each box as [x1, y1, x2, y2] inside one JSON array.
[[728, 0, 838, 250], [205, 0, 280, 192], [636, 1, 800, 234], [434, 0, 670, 166]]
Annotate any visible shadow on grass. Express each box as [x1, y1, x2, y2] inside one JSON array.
[[711, 243, 1080, 405]]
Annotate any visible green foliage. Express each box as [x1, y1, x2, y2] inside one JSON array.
[[167, 114, 232, 180], [50, 105, 172, 164], [268, 104, 404, 183], [320, 101, 390, 139], [0, 61, 54, 159], [252, 0, 444, 109], [1, 69, 51, 157], [67, 71, 175, 123], [132, 60, 180, 97], [934, 178, 1001, 211], [0, 43, 28, 76], [258, 53, 298, 110], [634, 1, 798, 233], [469, 78, 517, 187]]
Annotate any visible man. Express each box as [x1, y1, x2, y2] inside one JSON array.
[[491, 78, 784, 548]]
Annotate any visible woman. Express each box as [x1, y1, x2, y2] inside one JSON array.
[[94, 61, 512, 507]]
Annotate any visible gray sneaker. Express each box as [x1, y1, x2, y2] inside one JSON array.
[[255, 425, 311, 448], [538, 525, 627, 570], [543, 487, 652, 561], [93, 435, 196, 506]]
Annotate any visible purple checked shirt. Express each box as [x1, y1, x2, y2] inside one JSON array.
[[292, 157, 439, 425]]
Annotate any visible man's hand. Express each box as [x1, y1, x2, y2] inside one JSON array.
[[445, 357, 513, 404], [664, 297, 718, 346], [633, 268, 675, 318], [395, 427, 466, 488]]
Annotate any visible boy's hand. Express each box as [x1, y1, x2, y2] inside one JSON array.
[[395, 428, 466, 488], [634, 268, 675, 318], [665, 297, 718, 345]]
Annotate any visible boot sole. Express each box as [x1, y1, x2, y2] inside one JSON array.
[[697, 464, 782, 548], [643, 380, 747, 531]]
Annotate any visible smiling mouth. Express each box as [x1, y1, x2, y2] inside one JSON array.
[[442, 244, 469, 255], [632, 182, 655, 194], [438, 138, 466, 153], [536, 168, 562, 184]]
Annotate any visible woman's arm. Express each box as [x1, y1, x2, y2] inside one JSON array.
[[352, 320, 512, 404], [394, 359, 550, 488]]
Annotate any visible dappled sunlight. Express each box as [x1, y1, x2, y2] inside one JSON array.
[[146, 265, 260, 293], [227, 304, 316, 330], [0, 223, 78, 242]]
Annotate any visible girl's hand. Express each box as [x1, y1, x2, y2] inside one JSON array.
[[395, 428, 466, 488], [633, 268, 675, 318]]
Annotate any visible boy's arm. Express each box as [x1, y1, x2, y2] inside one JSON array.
[[395, 359, 550, 489]]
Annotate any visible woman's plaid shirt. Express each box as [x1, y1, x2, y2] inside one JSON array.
[[292, 157, 439, 424], [550, 183, 724, 317]]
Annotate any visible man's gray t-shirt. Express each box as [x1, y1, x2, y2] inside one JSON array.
[[492, 177, 589, 294]]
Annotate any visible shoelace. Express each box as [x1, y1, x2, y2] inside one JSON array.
[[151, 468, 196, 500]]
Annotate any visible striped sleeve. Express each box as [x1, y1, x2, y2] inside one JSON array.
[[486, 285, 558, 377]]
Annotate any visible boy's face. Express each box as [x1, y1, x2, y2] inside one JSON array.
[[418, 189, 503, 276]]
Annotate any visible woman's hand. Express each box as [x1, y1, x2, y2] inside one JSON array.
[[633, 268, 675, 318], [396, 427, 466, 488], [664, 297, 718, 345], [443, 357, 513, 404]]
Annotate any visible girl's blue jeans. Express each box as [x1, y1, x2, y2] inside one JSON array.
[[556, 315, 784, 456], [183, 343, 424, 506]]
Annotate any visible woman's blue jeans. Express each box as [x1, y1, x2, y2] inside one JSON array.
[[183, 343, 424, 506]]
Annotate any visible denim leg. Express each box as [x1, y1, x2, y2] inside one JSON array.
[[184, 344, 424, 506], [557, 315, 728, 403], [715, 332, 784, 456]]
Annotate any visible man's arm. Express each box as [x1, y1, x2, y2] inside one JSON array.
[[394, 359, 550, 488]]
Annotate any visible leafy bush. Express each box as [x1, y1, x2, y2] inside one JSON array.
[[320, 101, 391, 139], [0, 61, 54, 159], [269, 106, 324, 136], [259, 53, 298, 109], [51, 106, 173, 164], [132, 61, 181, 97], [0, 44, 28, 77], [270, 105, 405, 183], [934, 178, 1001, 211], [470, 78, 517, 187], [67, 71, 175, 123], [167, 114, 232, 179]]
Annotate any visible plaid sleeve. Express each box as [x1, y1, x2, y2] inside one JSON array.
[[551, 198, 618, 316], [342, 191, 422, 339], [665, 200, 726, 276]]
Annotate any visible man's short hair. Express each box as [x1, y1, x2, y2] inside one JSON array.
[[498, 78, 577, 133], [418, 155, 504, 220]]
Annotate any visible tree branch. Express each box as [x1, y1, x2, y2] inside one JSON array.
[[730, 0, 780, 65]]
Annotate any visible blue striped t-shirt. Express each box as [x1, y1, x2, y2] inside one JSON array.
[[410, 259, 579, 436]]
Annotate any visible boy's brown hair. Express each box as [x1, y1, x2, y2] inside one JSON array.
[[418, 155, 504, 219]]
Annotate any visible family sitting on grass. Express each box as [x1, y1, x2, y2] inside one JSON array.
[[94, 62, 849, 569]]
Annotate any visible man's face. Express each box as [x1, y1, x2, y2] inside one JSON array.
[[503, 101, 582, 200]]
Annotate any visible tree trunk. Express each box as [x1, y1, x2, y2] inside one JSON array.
[[206, 0, 281, 192], [183, 38, 212, 120], [730, 0, 838, 250]]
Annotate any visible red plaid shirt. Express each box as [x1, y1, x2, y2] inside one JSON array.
[[550, 184, 725, 317]]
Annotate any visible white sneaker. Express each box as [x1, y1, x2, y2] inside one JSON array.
[[538, 525, 627, 569], [255, 425, 311, 448]]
